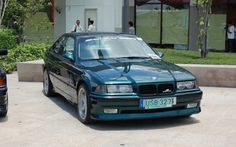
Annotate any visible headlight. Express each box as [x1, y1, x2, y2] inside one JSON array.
[[95, 85, 133, 93], [177, 81, 196, 90], [107, 85, 133, 93]]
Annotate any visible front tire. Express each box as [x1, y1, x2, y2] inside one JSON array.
[[0, 110, 7, 117], [43, 69, 54, 96], [77, 84, 91, 124]]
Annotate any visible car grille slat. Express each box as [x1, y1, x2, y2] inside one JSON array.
[[138, 83, 174, 95], [138, 85, 156, 95]]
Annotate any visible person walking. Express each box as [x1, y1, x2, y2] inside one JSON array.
[[227, 22, 235, 52], [128, 21, 135, 35], [87, 20, 96, 32], [72, 19, 83, 33]]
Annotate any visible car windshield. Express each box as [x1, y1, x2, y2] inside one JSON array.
[[78, 36, 158, 60]]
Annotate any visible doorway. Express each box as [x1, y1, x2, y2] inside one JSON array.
[[85, 9, 97, 31]]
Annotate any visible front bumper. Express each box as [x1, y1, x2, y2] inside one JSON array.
[[90, 90, 202, 120]]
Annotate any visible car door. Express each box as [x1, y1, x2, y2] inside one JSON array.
[[46, 35, 67, 93], [59, 36, 80, 102]]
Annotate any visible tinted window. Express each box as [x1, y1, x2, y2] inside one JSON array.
[[64, 37, 75, 53], [52, 36, 66, 54], [62, 37, 75, 61]]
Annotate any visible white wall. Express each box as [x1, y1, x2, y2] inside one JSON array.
[[114, 0, 123, 32], [65, 0, 85, 34], [54, 0, 123, 39], [54, 0, 66, 40]]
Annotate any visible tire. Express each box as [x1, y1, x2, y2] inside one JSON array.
[[0, 94, 8, 117], [0, 111, 7, 117], [77, 84, 92, 124], [43, 69, 54, 96]]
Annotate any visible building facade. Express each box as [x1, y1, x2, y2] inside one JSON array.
[[53, 0, 127, 39], [54, 0, 236, 51]]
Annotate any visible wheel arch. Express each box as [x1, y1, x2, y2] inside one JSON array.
[[76, 78, 91, 103]]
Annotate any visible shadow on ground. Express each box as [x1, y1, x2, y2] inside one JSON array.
[[88, 117, 200, 131], [47, 94, 78, 118], [47, 93, 200, 131], [0, 116, 8, 123]]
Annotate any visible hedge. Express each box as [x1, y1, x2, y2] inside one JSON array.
[[0, 28, 17, 50], [1, 43, 50, 73]]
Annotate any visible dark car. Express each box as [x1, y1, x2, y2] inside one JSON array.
[[43, 33, 202, 124], [0, 49, 8, 117]]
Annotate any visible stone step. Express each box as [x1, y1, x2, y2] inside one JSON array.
[[16, 60, 236, 87], [17, 60, 44, 82], [178, 64, 236, 88]]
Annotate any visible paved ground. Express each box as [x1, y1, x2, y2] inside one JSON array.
[[0, 73, 236, 147]]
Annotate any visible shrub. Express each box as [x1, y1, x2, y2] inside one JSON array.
[[0, 29, 17, 50], [1, 43, 50, 73]]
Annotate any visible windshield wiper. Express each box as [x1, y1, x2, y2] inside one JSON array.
[[81, 56, 150, 61], [117, 56, 150, 59]]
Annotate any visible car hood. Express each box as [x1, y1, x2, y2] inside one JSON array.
[[79, 59, 195, 84]]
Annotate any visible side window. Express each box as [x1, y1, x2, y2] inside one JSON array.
[[63, 37, 75, 61], [64, 37, 75, 53], [52, 36, 66, 54]]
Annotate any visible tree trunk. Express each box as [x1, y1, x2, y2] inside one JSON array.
[[0, 0, 3, 26], [197, 4, 211, 58], [0, 0, 9, 27], [202, 5, 211, 58]]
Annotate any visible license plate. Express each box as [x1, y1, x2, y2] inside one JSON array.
[[140, 97, 176, 109]]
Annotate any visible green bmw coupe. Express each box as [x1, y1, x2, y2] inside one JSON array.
[[43, 33, 202, 124]]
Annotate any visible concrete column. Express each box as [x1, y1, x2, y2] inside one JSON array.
[[123, 0, 129, 33], [54, 0, 66, 40], [188, 4, 199, 51]]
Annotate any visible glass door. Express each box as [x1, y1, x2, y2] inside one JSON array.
[[208, 4, 227, 50], [162, 4, 189, 49], [136, 3, 161, 44]]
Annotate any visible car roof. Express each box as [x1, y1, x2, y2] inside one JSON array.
[[64, 32, 137, 38]]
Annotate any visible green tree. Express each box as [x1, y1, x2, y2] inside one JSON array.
[[2, 0, 51, 41], [194, 0, 213, 58]]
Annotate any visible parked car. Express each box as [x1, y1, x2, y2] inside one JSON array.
[[43, 33, 202, 124], [0, 48, 8, 117]]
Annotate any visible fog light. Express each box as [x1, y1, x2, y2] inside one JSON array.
[[187, 103, 198, 108], [104, 109, 118, 114]]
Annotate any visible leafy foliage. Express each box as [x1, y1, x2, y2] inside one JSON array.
[[0, 28, 17, 50], [0, 43, 49, 73], [2, 0, 51, 40]]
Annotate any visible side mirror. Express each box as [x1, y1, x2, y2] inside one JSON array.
[[0, 48, 8, 56], [156, 52, 164, 58], [63, 52, 74, 62]]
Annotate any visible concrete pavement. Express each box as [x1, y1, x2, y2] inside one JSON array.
[[0, 73, 236, 147]]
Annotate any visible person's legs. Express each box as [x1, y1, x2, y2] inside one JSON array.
[[234, 39, 236, 52], [228, 39, 234, 52], [226, 40, 229, 52]]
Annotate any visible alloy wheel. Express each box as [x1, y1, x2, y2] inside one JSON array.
[[78, 87, 87, 120]]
